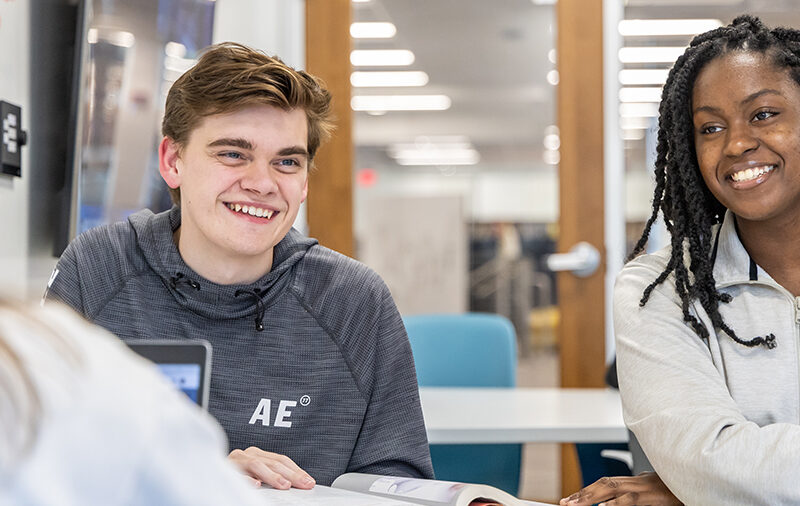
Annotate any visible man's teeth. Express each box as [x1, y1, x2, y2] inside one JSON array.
[[731, 165, 775, 182], [227, 203, 274, 219]]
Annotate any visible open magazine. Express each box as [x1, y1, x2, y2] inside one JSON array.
[[257, 473, 556, 506]]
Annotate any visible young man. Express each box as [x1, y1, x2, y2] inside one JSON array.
[[45, 42, 434, 489]]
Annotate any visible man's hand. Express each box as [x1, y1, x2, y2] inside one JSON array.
[[559, 472, 682, 506], [228, 447, 316, 490]]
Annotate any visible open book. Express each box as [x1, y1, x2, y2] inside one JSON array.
[[257, 473, 556, 506]]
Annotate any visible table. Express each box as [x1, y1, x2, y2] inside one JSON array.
[[419, 387, 627, 444]]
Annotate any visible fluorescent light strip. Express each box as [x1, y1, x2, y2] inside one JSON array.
[[621, 116, 657, 130], [350, 49, 414, 66], [619, 19, 722, 37], [620, 102, 660, 118], [393, 149, 480, 166], [619, 87, 663, 103], [619, 69, 670, 85], [351, 95, 451, 111], [351, 71, 429, 87], [618, 46, 686, 63], [350, 22, 397, 39]]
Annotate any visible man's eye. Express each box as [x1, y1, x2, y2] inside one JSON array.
[[278, 159, 300, 167], [221, 152, 245, 160]]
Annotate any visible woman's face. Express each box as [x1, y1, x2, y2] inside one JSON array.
[[692, 51, 800, 225]]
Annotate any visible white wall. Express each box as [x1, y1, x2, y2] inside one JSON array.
[[0, 0, 31, 297]]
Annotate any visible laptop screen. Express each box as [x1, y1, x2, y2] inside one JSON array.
[[126, 340, 212, 409]]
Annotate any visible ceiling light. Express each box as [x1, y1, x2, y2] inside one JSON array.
[[165, 41, 187, 58], [622, 129, 646, 141], [546, 69, 559, 85], [619, 69, 670, 85], [543, 134, 560, 150], [351, 71, 429, 87], [389, 138, 479, 166], [351, 95, 451, 111], [350, 49, 414, 66], [621, 116, 656, 130], [618, 19, 722, 37], [87, 28, 135, 47], [618, 46, 686, 63], [350, 22, 397, 39], [619, 102, 660, 118], [543, 149, 560, 165], [619, 87, 663, 103]]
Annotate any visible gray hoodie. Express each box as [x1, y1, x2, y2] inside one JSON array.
[[46, 206, 434, 485]]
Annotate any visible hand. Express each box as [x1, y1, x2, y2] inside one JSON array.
[[228, 446, 316, 490], [559, 472, 682, 506]]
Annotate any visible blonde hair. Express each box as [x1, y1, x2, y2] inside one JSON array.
[[162, 42, 335, 205], [0, 301, 82, 470]]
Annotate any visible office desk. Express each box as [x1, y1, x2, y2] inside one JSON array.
[[419, 387, 627, 444]]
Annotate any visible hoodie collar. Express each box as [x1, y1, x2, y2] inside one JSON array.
[[129, 206, 317, 323]]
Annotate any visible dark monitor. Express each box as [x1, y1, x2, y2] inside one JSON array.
[[126, 339, 212, 409]]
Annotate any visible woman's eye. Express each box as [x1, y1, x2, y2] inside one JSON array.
[[753, 110, 777, 121], [700, 125, 722, 135]]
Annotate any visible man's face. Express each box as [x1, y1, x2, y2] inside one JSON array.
[[159, 105, 309, 281]]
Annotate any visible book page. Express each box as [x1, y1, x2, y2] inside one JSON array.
[[257, 485, 418, 505]]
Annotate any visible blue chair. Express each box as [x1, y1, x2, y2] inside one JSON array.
[[403, 313, 521, 496]]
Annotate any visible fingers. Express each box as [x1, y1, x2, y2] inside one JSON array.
[[560, 476, 624, 505], [228, 447, 316, 490], [560, 473, 682, 506]]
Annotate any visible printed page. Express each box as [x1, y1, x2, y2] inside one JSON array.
[[257, 485, 419, 505]]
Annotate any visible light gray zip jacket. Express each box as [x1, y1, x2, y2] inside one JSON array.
[[615, 211, 800, 505]]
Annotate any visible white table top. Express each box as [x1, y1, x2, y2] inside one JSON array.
[[419, 387, 627, 444]]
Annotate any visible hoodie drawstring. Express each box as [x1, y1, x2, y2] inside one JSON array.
[[169, 272, 200, 291], [235, 288, 266, 332]]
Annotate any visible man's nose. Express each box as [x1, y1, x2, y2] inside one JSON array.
[[240, 164, 279, 194]]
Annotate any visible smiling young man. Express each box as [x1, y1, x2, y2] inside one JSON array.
[[45, 43, 433, 489]]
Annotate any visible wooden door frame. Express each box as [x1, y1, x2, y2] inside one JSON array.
[[556, 0, 607, 496], [305, 0, 354, 257]]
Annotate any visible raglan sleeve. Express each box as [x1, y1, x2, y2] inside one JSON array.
[[615, 261, 800, 505], [43, 239, 87, 316], [345, 279, 434, 479]]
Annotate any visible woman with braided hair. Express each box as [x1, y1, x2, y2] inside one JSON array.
[[562, 15, 800, 506]]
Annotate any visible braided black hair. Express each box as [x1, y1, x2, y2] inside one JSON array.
[[631, 15, 800, 349]]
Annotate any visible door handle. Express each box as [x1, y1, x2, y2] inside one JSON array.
[[545, 241, 601, 277]]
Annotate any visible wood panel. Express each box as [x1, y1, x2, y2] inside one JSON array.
[[556, 0, 606, 496], [305, 0, 354, 257]]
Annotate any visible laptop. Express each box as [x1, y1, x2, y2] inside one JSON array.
[[126, 339, 212, 409]]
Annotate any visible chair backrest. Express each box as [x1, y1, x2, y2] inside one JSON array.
[[403, 313, 521, 495], [404, 313, 517, 388]]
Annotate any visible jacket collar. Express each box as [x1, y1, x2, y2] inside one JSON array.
[[712, 209, 770, 288]]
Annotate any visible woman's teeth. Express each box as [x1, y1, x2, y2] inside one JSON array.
[[226, 203, 274, 219], [730, 165, 775, 182]]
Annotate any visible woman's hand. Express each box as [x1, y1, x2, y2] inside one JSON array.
[[559, 472, 682, 506]]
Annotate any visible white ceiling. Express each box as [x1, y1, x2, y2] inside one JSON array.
[[352, 0, 800, 174]]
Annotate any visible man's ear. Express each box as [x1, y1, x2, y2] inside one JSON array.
[[158, 137, 182, 189], [301, 174, 309, 203]]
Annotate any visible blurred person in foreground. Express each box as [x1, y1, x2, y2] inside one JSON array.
[[0, 300, 261, 505]]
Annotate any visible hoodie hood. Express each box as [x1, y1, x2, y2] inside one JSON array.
[[128, 207, 317, 326]]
